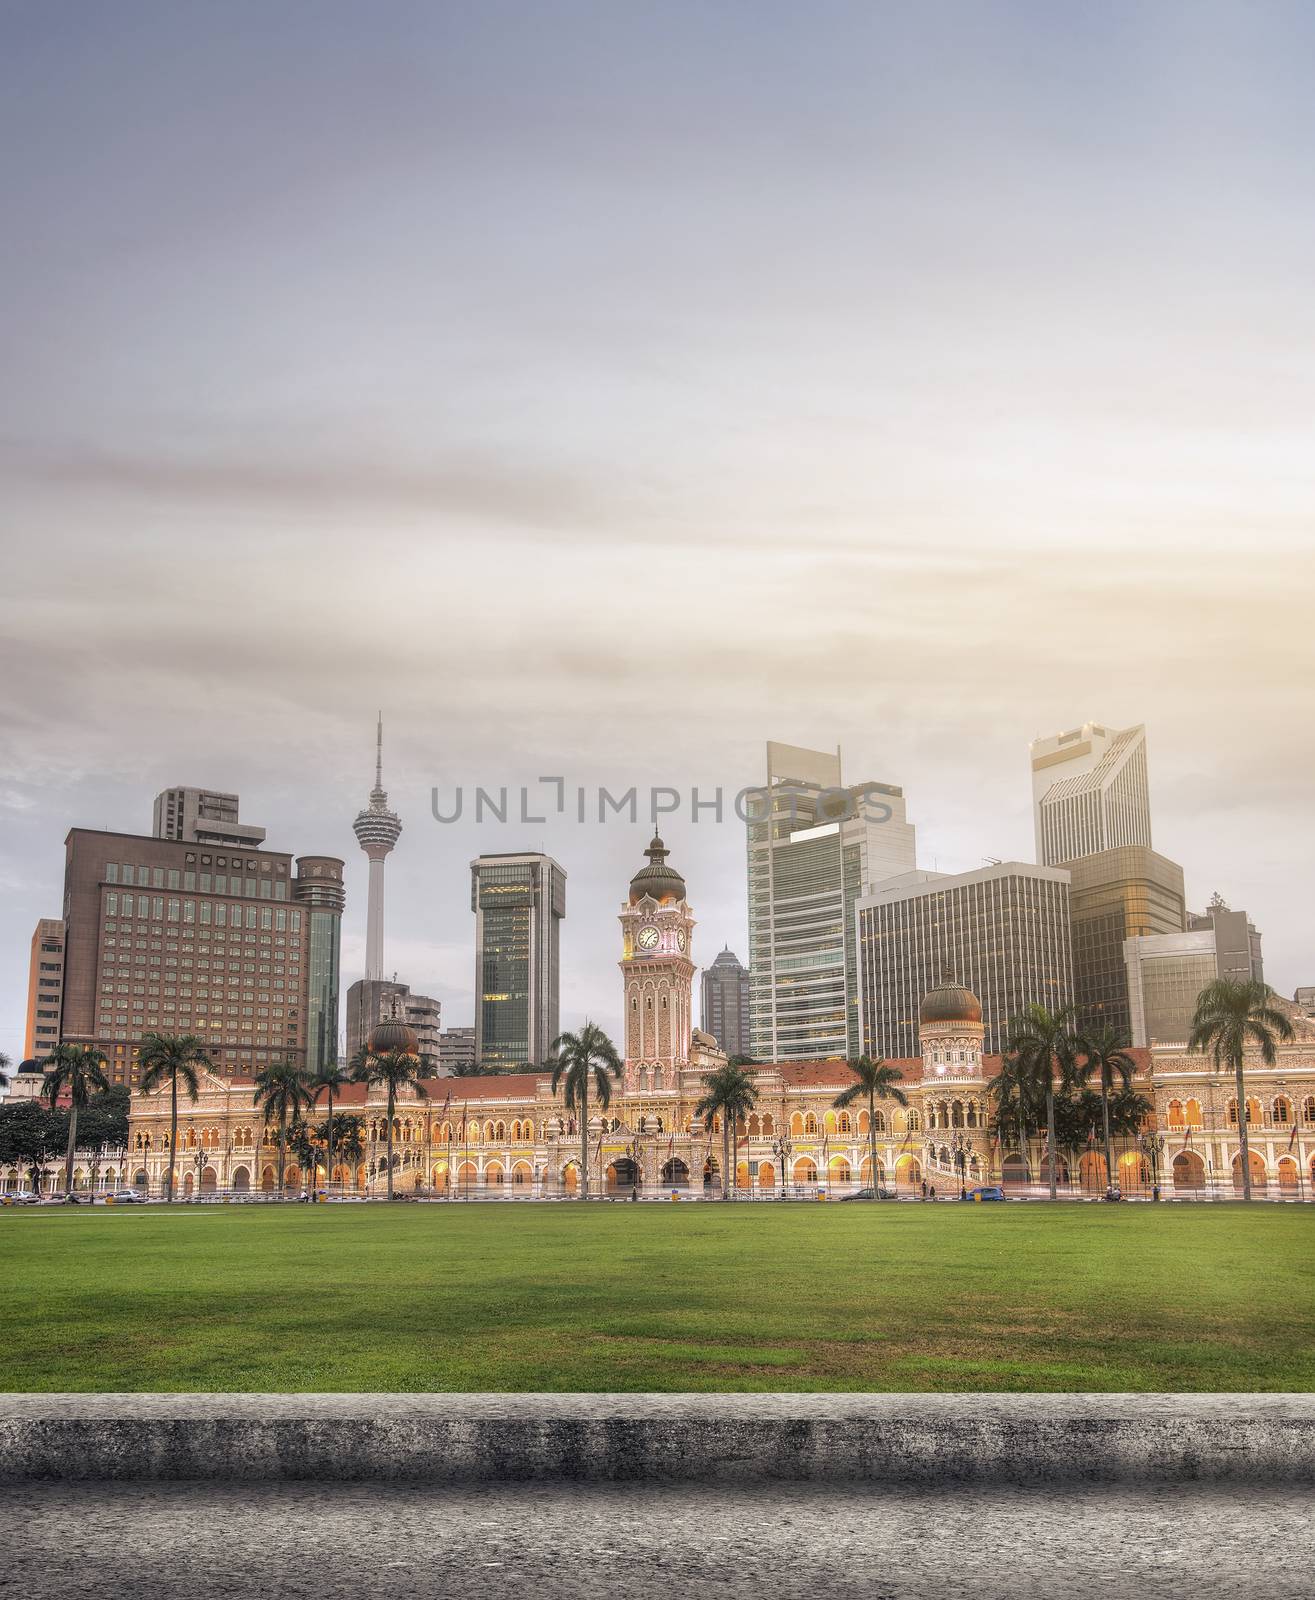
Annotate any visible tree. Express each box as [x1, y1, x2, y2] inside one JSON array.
[[1075, 1025, 1138, 1194], [1189, 978, 1294, 1200], [695, 1063, 760, 1200], [253, 1060, 315, 1195], [138, 1033, 213, 1203], [832, 1056, 907, 1198], [989, 1053, 1043, 1181], [352, 1047, 429, 1200], [549, 1022, 622, 1200], [40, 1044, 111, 1197], [309, 1059, 353, 1195], [0, 1101, 58, 1192], [1005, 1004, 1080, 1199], [0, 1051, 9, 1089]]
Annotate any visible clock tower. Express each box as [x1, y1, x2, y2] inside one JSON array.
[[619, 835, 696, 1093]]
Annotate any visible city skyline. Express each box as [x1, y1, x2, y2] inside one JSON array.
[[2, 715, 1309, 1067]]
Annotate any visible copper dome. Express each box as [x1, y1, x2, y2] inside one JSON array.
[[367, 1019, 419, 1056], [628, 835, 686, 905], [919, 979, 983, 1026]]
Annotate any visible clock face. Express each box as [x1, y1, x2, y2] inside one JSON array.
[[637, 925, 660, 951], [676, 928, 688, 952]]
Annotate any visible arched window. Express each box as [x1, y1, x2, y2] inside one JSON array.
[[872, 1110, 887, 1133], [1304, 1097, 1315, 1127], [790, 1112, 805, 1136], [1167, 1099, 1185, 1130], [1184, 1098, 1203, 1128], [1246, 1096, 1263, 1126], [906, 1109, 921, 1132], [1273, 1097, 1293, 1126], [804, 1113, 818, 1136], [837, 1112, 852, 1134], [760, 1113, 773, 1135]]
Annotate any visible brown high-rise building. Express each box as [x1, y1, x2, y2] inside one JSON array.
[[1067, 846, 1186, 1041], [24, 918, 67, 1059], [57, 822, 344, 1088]]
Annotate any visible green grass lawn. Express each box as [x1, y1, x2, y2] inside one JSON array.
[[2, 1202, 1312, 1392]]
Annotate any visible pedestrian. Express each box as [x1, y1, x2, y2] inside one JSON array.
[[920, 1179, 928, 1201], [929, 1184, 936, 1202]]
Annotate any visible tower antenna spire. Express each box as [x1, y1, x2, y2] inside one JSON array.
[[375, 712, 383, 792]]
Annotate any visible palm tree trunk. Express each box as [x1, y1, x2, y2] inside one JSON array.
[[1235, 1052, 1251, 1201], [63, 1103, 79, 1197], [327, 1089, 336, 1198], [387, 1090, 395, 1200], [167, 1076, 179, 1203], [278, 1113, 287, 1193], [1100, 1074, 1115, 1194], [580, 1074, 590, 1200], [1046, 1082, 1058, 1200], [869, 1091, 878, 1198]]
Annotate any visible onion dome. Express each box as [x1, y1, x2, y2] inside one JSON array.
[[628, 835, 686, 905], [367, 1019, 419, 1056], [919, 977, 983, 1026]]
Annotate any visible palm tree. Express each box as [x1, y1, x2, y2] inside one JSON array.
[[0, 1051, 10, 1089], [138, 1032, 213, 1202], [309, 1058, 353, 1195], [351, 1047, 429, 1200], [1076, 1025, 1137, 1194], [695, 1063, 760, 1199], [989, 1052, 1042, 1183], [549, 1021, 622, 1200], [39, 1043, 110, 1198], [832, 1056, 907, 1198], [1189, 978, 1294, 1200], [1005, 1003, 1080, 1199], [252, 1060, 315, 1195]]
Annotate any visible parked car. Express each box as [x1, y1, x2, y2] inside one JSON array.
[[1, 1190, 40, 1206], [110, 1189, 147, 1204], [964, 1185, 1007, 1202], [840, 1186, 897, 1202]]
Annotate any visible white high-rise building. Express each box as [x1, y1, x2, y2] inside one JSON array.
[[351, 716, 402, 983], [747, 741, 917, 1062], [1030, 722, 1151, 867]]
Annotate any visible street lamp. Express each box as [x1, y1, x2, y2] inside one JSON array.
[[772, 1135, 793, 1200], [951, 1132, 969, 1200], [1140, 1131, 1165, 1202]]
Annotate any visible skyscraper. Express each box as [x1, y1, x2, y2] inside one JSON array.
[[24, 918, 66, 1059], [746, 741, 916, 1062], [351, 716, 402, 982], [857, 862, 1074, 1059], [153, 788, 266, 849], [54, 817, 343, 1086], [1067, 846, 1187, 1040], [700, 947, 751, 1059], [471, 853, 566, 1069], [1125, 899, 1264, 1047], [346, 978, 441, 1064], [1030, 723, 1151, 867]]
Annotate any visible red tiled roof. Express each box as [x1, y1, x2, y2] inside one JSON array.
[[418, 1073, 547, 1102]]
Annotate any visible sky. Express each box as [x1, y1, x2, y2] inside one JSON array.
[[1, 0, 1313, 1063]]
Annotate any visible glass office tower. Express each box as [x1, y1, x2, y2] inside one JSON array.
[[471, 854, 566, 1069]]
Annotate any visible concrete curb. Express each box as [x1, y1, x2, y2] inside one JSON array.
[[2, 1394, 1312, 1484]]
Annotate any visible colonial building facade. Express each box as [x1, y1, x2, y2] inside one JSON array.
[[114, 836, 1315, 1202]]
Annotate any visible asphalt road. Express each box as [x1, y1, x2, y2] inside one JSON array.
[[3, 1480, 1308, 1599]]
